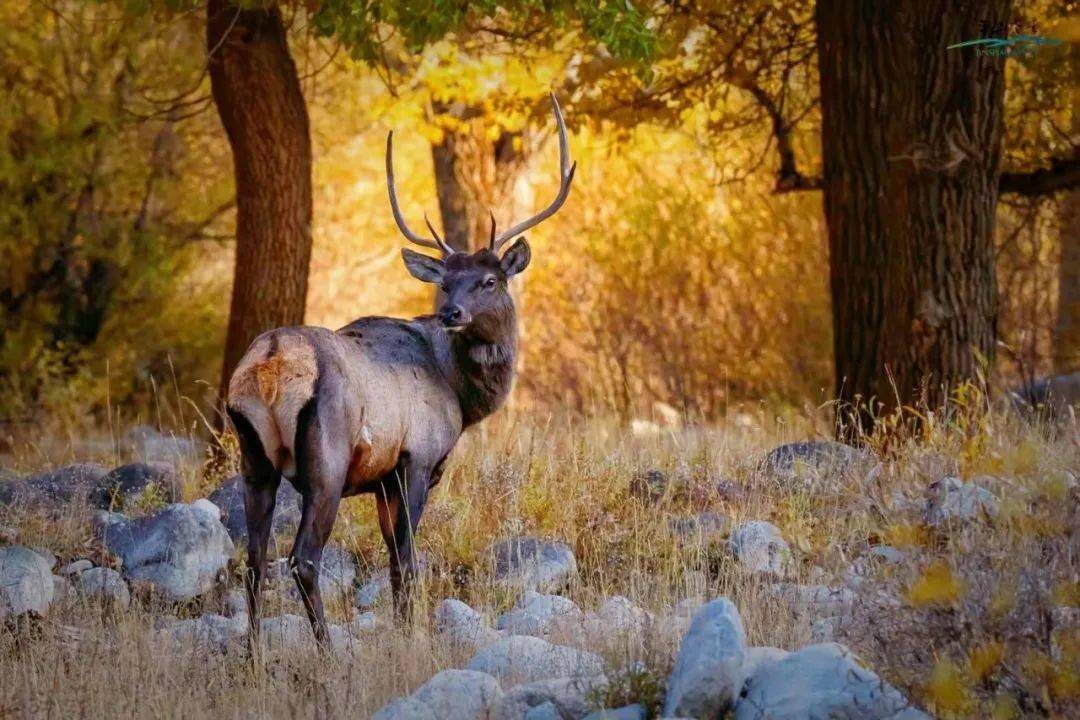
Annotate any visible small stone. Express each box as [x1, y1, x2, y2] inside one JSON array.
[[467, 635, 604, 687], [496, 591, 583, 637], [75, 567, 130, 608], [412, 669, 504, 720], [0, 545, 55, 618], [490, 676, 608, 720], [667, 512, 730, 543], [729, 521, 791, 575], [490, 538, 577, 594], [923, 476, 998, 526], [372, 698, 437, 720], [60, 559, 94, 576], [582, 705, 647, 720], [435, 598, 500, 651], [761, 442, 866, 482], [663, 598, 746, 718], [99, 462, 181, 508]]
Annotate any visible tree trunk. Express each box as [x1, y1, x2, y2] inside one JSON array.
[[816, 0, 1009, 437], [1054, 50, 1080, 373], [207, 0, 312, 403]]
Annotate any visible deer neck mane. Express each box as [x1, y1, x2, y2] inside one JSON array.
[[446, 306, 517, 427]]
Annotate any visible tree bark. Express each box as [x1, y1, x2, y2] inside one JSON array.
[[1054, 48, 1080, 374], [207, 0, 312, 403], [816, 0, 1009, 437]]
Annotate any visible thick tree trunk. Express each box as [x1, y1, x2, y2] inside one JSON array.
[[207, 0, 312, 403], [816, 0, 1009, 437], [1054, 50, 1080, 373]]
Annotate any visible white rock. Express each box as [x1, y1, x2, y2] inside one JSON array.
[[662, 598, 746, 718], [349, 611, 378, 635], [372, 698, 437, 720], [191, 498, 221, 520], [490, 538, 577, 594], [496, 592, 583, 637], [52, 575, 73, 603], [412, 669, 504, 720], [767, 583, 855, 618], [435, 598, 500, 651], [734, 643, 929, 719], [158, 613, 247, 654], [259, 614, 311, 649], [467, 635, 604, 687], [224, 588, 248, 618], [729, 521, 791, 575], [75, 567, 130, 608], [60, 559, 94, 576], [582, 705, 647, 720], [94, 502, 234, 602], [732, 647, 790, 700], [0, 545, 55, 618], [923, 476, 998, 526], [490, 676, 607, 720]]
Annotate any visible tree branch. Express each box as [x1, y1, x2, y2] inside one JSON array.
[[739, 82, 822, 193], [999, 152, 1080, 196]]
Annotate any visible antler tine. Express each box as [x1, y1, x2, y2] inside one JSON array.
[[488, 210, 497, 251], [385, 131, 454, 255], [423, 214, 454, 256], [492, 93, 576, 253]]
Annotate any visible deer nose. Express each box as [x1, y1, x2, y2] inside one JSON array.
[[439, 305, 469, 328]]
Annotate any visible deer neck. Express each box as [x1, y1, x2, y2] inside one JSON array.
[[447, 307, 518, 427]]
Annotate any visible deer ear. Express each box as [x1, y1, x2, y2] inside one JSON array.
[[500, 237, 531, 277], [401, 248, 444, 283]]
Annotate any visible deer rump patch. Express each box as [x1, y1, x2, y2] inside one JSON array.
[[228, 334, 318, 477]]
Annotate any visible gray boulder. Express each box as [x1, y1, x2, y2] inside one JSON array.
[[355, 553, 429, 609], [75, 567, 130, 608], [372, 698, 437, 720], [0, 546, 55, 618], [667, 512, 730, 544], [761, 441, 866, 481], [208, 475, 302, 544], [412, 669, 504, 720], [52, 575, 74, 603], [491, 538, 577, 594], [490, 676, 608, 720], [59, 559, 94, 576], [734, 643, 929, 719], [662, 598, 746, 719], [467, 635, 604, 687], [157, 612, 248, 654], [923, 476, 998, 526], [732, 646, 790, 700], [282, 542, 357, 601], [435, 598, 500, 651], [728, 521, 790, 575], [767, 583, 855, 618], [0, 463, 109, 508], [496, 592, 583, 637], [94, 501, 234, 601]]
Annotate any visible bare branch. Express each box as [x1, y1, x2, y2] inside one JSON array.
[[999, 152, 1080, 196]]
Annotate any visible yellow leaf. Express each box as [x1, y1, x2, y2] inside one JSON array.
[[927, 657, 972, 714], [969, 641, 1005, 680], [906, 561, 965, 607]]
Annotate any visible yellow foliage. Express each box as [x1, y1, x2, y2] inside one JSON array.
[[968, 641, 1005, 681], [906, 561, 965, 607], [991, 694, 1020, 720], [927, 657, 973, 715], [883, 523, 929, 549]]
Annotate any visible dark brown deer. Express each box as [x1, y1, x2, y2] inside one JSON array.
[[225, 95, 575, 646]]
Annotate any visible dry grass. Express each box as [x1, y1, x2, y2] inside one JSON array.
[[0, 400, 1077, 719]]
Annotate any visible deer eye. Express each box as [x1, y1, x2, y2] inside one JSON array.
[[483, 276, 497, 289]]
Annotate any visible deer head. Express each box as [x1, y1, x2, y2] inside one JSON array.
[[386, 94, 575, 337]]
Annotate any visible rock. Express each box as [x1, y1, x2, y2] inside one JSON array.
[[490, 676, 608, 720], [354, 553, 429, 609], [662, 598, 746, 719], [0, 545, 55, 618], [318, 543, 357, 597], [734, 643, 929, 719], [467, 635, 604, 687], [847, 546, 906, 587], [125, 425, 204, 464], [582, 705, 646, 720], [98, 462, 181, 508], [158, 613, 247, 654], [259, 614, 311, 649], [349, 611, 378, 635], [629, 469, 668, 503], [728, 521, 790, 575], [435, 598, 500, 651], [412, 669, 504, 720], [0, 463, 109, 507], [59, 559, 94, 576], [372, 698, 437, 720], [75, 567, 130, 608], [667, 512, 730, 543], [496, 592, 583, 637], [923, 476, 998, 526], [767, 583, 855, 618], [52, 575, 73, 603], [32, 547, 57, 569], [94, 502, 234, 601], [581, 596, 654, 642], [732, 646, 790, 700], [224, 588, 248, 618], [761, 441, 866, 481], [207, 475, 303, 544], [491, 538, 577, 594]]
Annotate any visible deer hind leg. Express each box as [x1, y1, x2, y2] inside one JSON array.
[[227, 409, 281, 649], [290, 398, 347, 650], [376, 453, 433, 623]]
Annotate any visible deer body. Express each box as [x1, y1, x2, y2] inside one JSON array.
[[227, 95, 573, 647]]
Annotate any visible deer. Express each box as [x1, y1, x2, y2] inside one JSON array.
[[225, 94, 575, 646]]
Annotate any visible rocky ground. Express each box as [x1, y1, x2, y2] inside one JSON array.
[[0, 417, 1076, 718]]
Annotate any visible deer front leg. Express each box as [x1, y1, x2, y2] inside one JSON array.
[[376, 455, 431, 622]]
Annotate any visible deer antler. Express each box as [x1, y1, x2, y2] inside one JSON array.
[[386, 132, 454, 256], [491, 93, 576, 254]]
